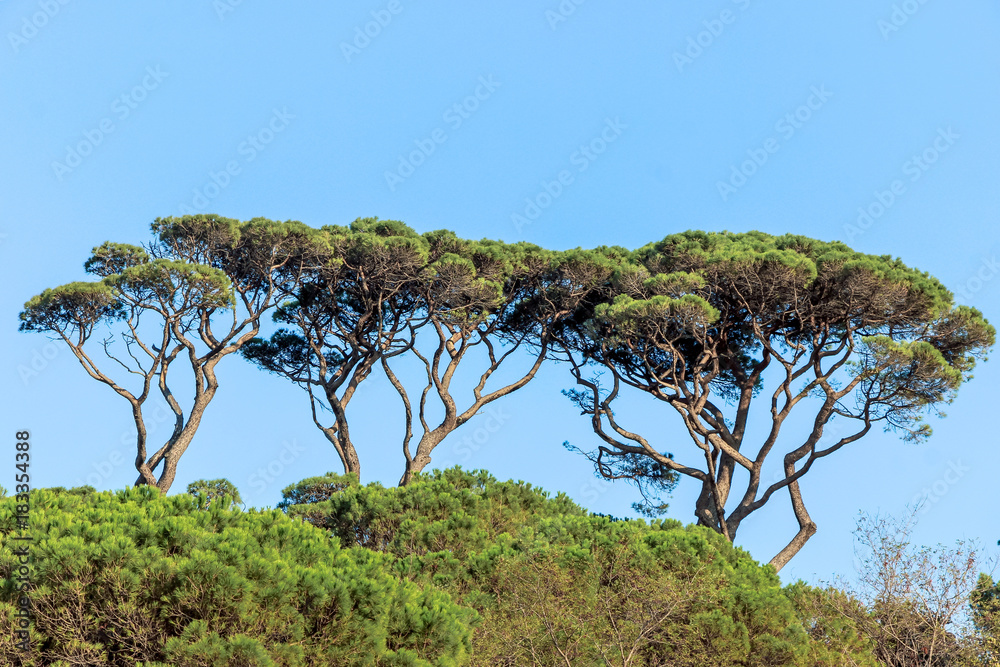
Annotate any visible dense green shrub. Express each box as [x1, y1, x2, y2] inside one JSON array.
[[969, 574, 1000, 664], [186, 478, 244, 510], [282, 467, 588, 559], [0, 471, 892, 665], [283, 467, 878, 666], [0, 486, 475, 666], [783, 582, 879, 667]]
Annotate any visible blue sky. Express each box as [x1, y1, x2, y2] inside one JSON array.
[[2, 1, 998, 585]]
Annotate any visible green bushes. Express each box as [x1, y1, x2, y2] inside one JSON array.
[[0, 486, 474, 666], [783, 583, 878, 667], [972, 574, 1000, 663], [185, 478, 243, 510], [0, 471, 896, 665], [282, 468, 878, 666]]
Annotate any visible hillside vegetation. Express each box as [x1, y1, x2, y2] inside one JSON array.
[[1, 469, 996, 665]]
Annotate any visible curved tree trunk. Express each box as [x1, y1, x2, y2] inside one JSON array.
[[768, 475, 817, 571], [319, 424, 361, 478], [398, 430, 446, 485]]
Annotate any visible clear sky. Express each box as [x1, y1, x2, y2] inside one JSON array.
[[2, 1, 998, 586]]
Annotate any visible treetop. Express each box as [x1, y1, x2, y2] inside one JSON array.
[[19, 281, 123, 333], [635, 230, 955, 316], [105, 259, 234, 310], [84, 241, 150, 277]]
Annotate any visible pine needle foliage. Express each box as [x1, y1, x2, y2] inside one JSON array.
[[0, 486, 475, 666], [281, 467, 878, 666]]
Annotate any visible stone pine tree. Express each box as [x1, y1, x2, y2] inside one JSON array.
[[555, 231, 994, 571], [242, 223, 608, 485], [386, 232, 568, 485], [242, 218, 429, 479], [19, 215, 311, 492], [387, 243, 628, 486]]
